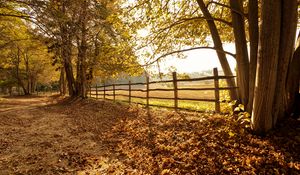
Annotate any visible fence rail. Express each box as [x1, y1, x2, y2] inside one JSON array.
[[88, 67, 237, 113]]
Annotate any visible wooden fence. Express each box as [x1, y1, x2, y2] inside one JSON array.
[[88, 67, 237, 113]]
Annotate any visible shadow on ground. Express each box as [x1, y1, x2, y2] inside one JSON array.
[[0, 95, 299, 174]]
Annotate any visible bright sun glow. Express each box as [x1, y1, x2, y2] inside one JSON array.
[[142, 43, 236, 74]]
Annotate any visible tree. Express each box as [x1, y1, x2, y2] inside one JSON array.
[[124, 0, 300, 134], [10, 0, 142, 98], [123, 0, 238, 100], [0, 12, 59, 95], [251, 0, 298, 134], [229, 0, 249, 105], [196, 0, 238, 101]]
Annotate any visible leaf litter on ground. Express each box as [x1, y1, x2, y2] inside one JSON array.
[[0, 95, 299, 174]]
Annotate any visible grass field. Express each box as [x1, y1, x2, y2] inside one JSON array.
[[89, 80, 233, 113]]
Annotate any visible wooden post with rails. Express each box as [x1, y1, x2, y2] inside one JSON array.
[[213, 68, 221, 113], [103, 82, 106, 100], [172, 72, 178, 111], [113, 84, 115, 102], [146, 76, 150, 108], [129, 80, 131, 104], [96, 84, 98, 99], [90, 86, 92, 98]]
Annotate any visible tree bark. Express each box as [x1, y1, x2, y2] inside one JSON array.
[[247, 0, 259, 113], [15, 48, 29, 95], [196, 0, 238, 101], [273, 0, 298, 123], [24, 51, 31, 95], [229, 0, 249, 106], [251, 0, 282, 134], [286, 32, 300, 116], [30, 78, 35, 93], [76, 0, 88, 98], [60, 2, 76, 97], [59, 67, 66, 95]]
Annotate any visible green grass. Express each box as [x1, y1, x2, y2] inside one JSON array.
[[89, 81, 233, 113], [89, 94, 231, 113]]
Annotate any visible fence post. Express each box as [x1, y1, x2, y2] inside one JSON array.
[[146, 76, 150, 108], [113, 84, 115, 102], [129, 80, 131, 104], [103, 82, 106, 100], [90, 86, 92, 98], [213, 68, 221, 113], [172, 72, 178, 111], [96, 84, 98, 99]]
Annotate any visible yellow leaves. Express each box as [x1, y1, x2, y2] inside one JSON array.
[[228, 130, 235, 138], [234, 104, 245, 112], [161, 169, 171, 175]]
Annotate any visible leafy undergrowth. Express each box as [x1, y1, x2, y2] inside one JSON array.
[[0, 96, 299, 174], [58, 98, 300, 174]]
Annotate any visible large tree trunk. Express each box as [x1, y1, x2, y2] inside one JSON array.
[[247, 0, 259, 113], [24, 52, 31, 95], [59, 67, 66, 95], [196, 0, 238, 101], [15, 48, 29, 95], [286, 32, 300, 116], [251, 0, 298, 135], [62, 39, 76, 97], [229, 0, 249, 106], [76, 38, 87, 98], [76, 0, 88, 98], [30, 77, 35, 93], [273, 0, 298, 123], [60, 2, 76, 97], [251, 0, 282, 134]]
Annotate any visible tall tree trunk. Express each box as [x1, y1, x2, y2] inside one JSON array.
[[272, 0, 298, 123], [15, 48, 29, 95], [62, 35, 76, 96], [286, 34, 300, 116], [229, 0, 249, 106], [196, 0, 238, 101], [251, 0, 282, 134], [60, 67, 66, 95], [76, 0, 88, 98], [24, 52, 31, 95], [30, 78, 35, 93], [63, 45, 76, 96], [251, 0, 297, 134], [247, 0, 259, 113], [61, 2, 76, 97], [252, 0, 298, 135]]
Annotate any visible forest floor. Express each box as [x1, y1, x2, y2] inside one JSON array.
[[0, 95, 299, 175]]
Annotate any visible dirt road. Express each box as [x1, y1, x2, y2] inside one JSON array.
[[0, 96, 131, 174]]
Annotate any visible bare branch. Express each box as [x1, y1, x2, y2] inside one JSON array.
[[0, 13, 30, 18], [143, 46, 236, 67], [135, 14, 232, 51], [206, 1, 247, 18], [0, 12, 57, 39], [157, 16, 232, 33]]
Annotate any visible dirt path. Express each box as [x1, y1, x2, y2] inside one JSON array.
[[0, 96, 122, 174], [0, 96, 299, 175]]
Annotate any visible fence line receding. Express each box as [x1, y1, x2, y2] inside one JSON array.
[[88, 67, 237, 113]]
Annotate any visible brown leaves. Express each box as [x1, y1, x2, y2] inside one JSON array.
[[0, 96, 299, 174]]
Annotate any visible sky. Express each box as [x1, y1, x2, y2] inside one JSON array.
[[148, 29, 299, 74], [147, 43, 237, 74]]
